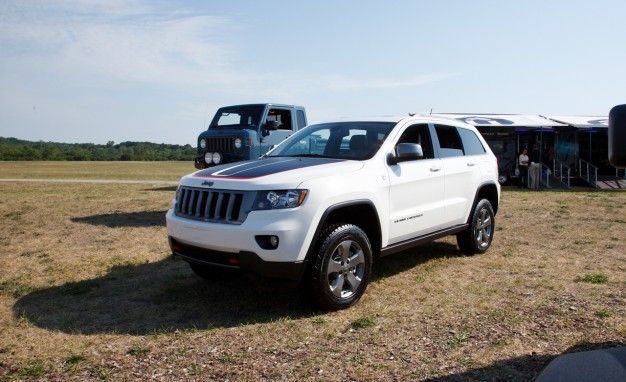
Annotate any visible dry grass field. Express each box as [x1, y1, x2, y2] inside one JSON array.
[[0, 162, 624, 381], [0, 161, 192, 181]]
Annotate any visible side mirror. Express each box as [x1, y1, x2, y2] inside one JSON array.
[[609, 104, 626, 168], [387, 143, 424, 165]]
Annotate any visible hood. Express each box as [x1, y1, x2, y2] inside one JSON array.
[[180, 157, 364, 190]]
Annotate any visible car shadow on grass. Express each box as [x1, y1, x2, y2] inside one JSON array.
[[71, 210, 167, 228], [424, 341, 625, 382], [13, 241, 462, 335]]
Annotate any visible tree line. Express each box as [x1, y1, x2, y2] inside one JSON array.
[[0, 137, 196, 161]]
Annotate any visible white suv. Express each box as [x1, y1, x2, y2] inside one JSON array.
[[166, 116, 500, 309]]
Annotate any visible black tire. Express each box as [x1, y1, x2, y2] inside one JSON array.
[[456, 199, 495, 255], [306, 224, 373, 310], [189, 263, 238, 280]]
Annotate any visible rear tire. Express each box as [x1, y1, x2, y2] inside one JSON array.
[[306, 224, 373, 310], [189, 263, 238, 280], [457, 199, 495, 255]]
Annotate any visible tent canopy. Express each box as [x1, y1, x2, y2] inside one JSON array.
[[433, 113, 566, 127], [546, 115, 608, 128]]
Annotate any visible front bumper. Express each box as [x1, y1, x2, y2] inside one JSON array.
[[195, 153, 246, 169], [169, 237, 306, 281], [166, 206, 312, 276]]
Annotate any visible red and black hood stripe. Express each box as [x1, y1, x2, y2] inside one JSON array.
[[194, 157, 346, 179]]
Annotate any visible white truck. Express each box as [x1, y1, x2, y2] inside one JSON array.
[[166, 115, 500, 309]]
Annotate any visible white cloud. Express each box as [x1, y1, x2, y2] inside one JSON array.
[[0, 1, 235, 86]]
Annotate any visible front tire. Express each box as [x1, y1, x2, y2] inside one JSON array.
[[457, 199, 495, 255], [306, 224, 373, 310]]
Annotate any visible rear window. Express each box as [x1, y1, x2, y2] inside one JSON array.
[[458, 128, 486, 156]]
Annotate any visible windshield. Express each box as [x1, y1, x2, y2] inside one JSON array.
[[209, 105, 264, 129], [267, 122, 396, 160]]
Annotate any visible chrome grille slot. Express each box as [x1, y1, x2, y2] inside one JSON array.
[[205, 137, 234, 153], [175, 186, 250, 224]]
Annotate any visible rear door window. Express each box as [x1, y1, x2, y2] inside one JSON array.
[[434, 125, 464, 157]]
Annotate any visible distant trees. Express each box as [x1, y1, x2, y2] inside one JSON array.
[[0, 137, 196, 161]]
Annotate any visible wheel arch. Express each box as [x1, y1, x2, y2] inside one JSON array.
[[305, 200, 382, 262], [471, 182, 500, 217]]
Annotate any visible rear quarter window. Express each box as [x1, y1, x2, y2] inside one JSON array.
[[458, 128, 486, 156]]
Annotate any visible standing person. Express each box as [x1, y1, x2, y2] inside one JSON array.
[[518, 147, 529, 188], [547, 145, 556, 170], [529, 143, 541, 190]]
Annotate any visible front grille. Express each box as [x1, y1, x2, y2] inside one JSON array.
[[205, 137, 234, 153], [175, 186, 252, 224]]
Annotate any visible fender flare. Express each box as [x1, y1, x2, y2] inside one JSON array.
[[303, 199, 382, 264], [467, 181, 499, 224]]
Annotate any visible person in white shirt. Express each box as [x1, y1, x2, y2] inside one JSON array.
[[518, 148, 529, 188]]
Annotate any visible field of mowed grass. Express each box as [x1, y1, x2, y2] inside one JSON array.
[[0, 173, 624, 380], [0, 161, 193, 181]]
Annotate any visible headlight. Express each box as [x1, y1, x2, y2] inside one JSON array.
[[234, 138, 242, 149], [212, 152, 222, 164], [204, 152, 213, 163], [199, 139, 207, 149], [253, 190, 308, 210]]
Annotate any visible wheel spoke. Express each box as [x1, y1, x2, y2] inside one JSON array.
[[482, 216, 491, 228], [327, 259, 342, 275], [331, 274, 345, 297], [345, 271, 360, 290], [338, 241, 351, 262], [349, 249, 365, 267]]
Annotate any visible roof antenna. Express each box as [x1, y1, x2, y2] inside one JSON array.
[[429, 108, 433, 115], [408, 112, 416, 116]]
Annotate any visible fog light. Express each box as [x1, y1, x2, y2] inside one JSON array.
[[212, 152, 222, 164], [204, 151, 213, 163], [255, 235, 279, 250]]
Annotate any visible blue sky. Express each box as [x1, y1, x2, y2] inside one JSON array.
[[1, 0, 625, 144]]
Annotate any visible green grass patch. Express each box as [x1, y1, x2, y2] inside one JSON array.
[[127, 345, 149, 357], [0, 279, 38, 298], [188, 363, 203, 375], [217, 353, 236, 363], [63, 354, 85, 367], [577, 274, 608, 284], [19, 360, 44, 377], [594, 309, 611, 318], [350, 316, 376, 330], [311, 317, 328, 325], [447, 333, 469, 349], [350, 355, 365, 365]]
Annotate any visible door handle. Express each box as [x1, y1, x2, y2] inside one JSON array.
[[467, 162, 475, 167], [430, 167, 441, 172]]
